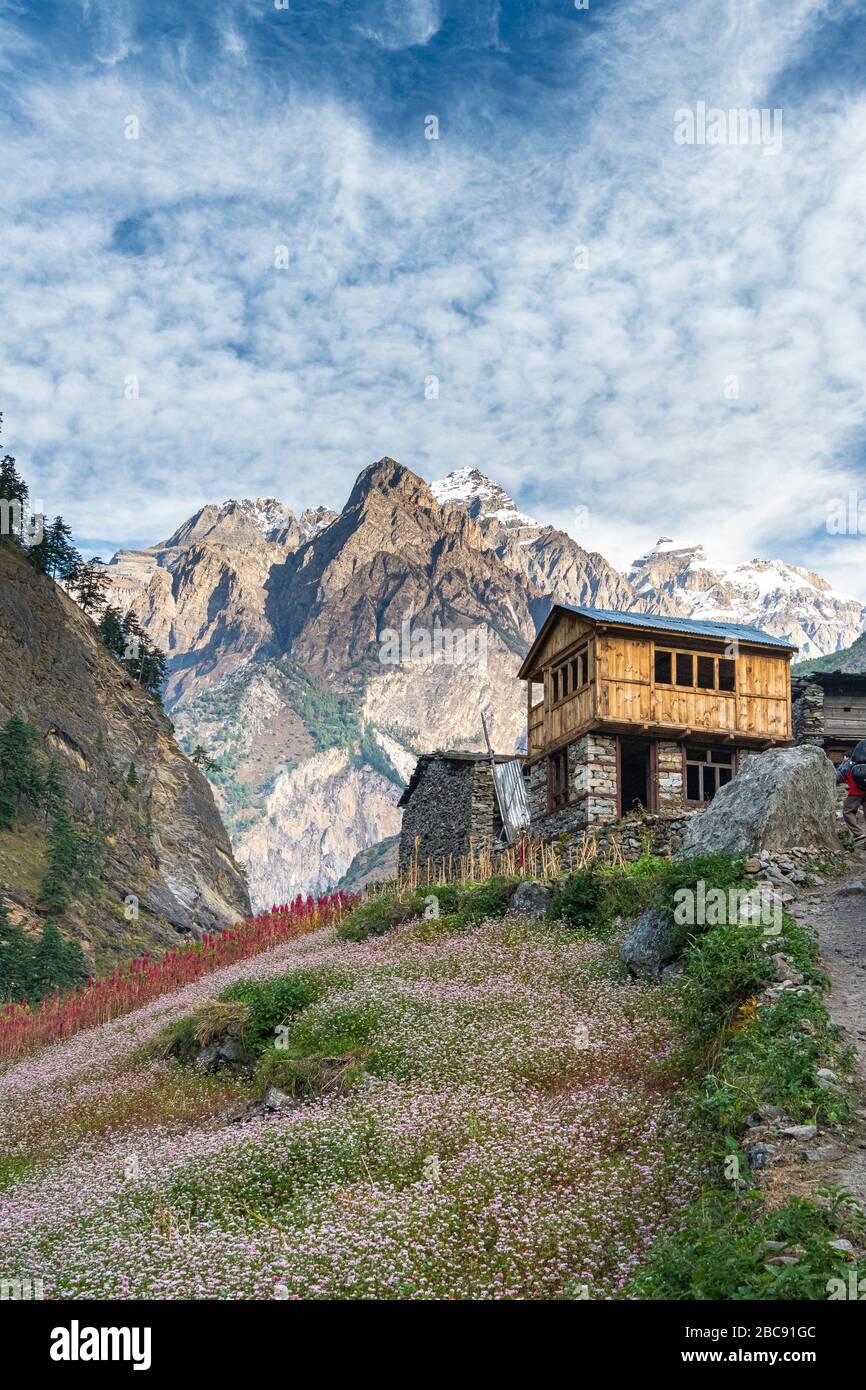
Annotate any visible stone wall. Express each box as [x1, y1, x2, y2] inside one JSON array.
[[656, 740, 685, 808], [399, 757, 478, 872], [527, 733, 618, 837], [792, 682, 825, 745]]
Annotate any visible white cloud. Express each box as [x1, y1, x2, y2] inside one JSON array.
[[1, 0, 865, 600]]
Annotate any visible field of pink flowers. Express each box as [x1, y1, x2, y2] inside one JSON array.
[[0, 913, 706, 1299]]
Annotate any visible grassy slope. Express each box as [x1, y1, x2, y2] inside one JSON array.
[[0, 861, 861, 1300]]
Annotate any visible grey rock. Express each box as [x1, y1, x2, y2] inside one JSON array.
[[829, 1238, 857, 1258], [510, 880, 553, 922], [778, 1124, 818, 1140], [620, 905, 676, 980], [745, 1142, 777, 1170], [679, 746, 839, 858], [805, 1144, 844, 1162], [263, 1086, 291, 1110]]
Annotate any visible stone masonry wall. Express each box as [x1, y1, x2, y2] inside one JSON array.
[[656, 740, 685, 807], [793, 683, 825, 745], [398, 758, 474, 872]]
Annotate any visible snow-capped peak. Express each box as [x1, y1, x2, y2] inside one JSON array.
[[430, 467, 540, 529]]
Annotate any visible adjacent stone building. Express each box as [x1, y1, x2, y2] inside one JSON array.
[[397, 751, 523, 874], [792, 672, 866, 762]]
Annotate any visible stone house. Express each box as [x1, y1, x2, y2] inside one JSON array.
[[518, 604, 797, 836], [397, 750, 525, 874], [792, 672, 866, 764]]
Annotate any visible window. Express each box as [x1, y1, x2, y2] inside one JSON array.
[[654, 646, 737, 692], [550, 645, 589, 704], [654, 650, 672, 684], [549, 749, 569, 810], [685, 745, 735, 803], [676, 653, 694, 687], [697, 656, 715, 689]]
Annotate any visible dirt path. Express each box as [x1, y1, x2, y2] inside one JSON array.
[[790, 866, 866, 1202]]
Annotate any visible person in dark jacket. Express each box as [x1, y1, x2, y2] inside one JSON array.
[[837, 745, 866, 846]]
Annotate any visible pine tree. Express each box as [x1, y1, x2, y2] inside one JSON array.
[[29, 516, 80, 579], [39, 804, 79, 912], [191, 744, 221, 774], [0, 417, 29, 545], [42, 757, 66, 816], [0, 714, 44, 827], [0, 898, 32, 1002], [97, 604, 127, 659], [30, 919, 85, 995], [67, 556, 111, 616], [126, 761, 138, 787]]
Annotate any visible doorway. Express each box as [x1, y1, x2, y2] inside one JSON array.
[[618, 737, 653, 816]]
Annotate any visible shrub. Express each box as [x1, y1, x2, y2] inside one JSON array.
[[220, 968, 346, 1050], [255, 1048, 365, 1099], [337, 894, 423, 942], [550, 870, 605, 932], [150, 1000, 252, 1064], [625, 1190, 861, 1300]]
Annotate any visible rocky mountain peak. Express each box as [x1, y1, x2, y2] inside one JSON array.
[[345, 457, 435, 513], [431, 467, 540, 531]]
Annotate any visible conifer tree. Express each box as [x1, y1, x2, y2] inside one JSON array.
[[68, 556, 111, 615], [0, 898, 32, 1002], [0, 714, 44, 827], [29, 516, 80, 579], [31, 919, 85, 995], [126, 761, 138, 787], [39, 803, 79, 912], [0, 416, 29, 545], [97, 604, 126, 659]]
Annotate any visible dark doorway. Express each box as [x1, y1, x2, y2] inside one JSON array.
[[619, 738, 652, 815]]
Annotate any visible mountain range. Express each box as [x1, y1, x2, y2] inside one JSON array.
[[104, 459, 866, 906]]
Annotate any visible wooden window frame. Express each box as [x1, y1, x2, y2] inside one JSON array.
[[653, 644, 736, 696], [548, 747, 569, 811], [549, 643, 590, 709], [683, 745, 738, 805]]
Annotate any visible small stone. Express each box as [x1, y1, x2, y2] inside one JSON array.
[[778, 1124, 818, 1140], [805, 1144, 844, 1162], [745, 1142, 777, 1170], [744, 856, 762, 874], [263, 1086, 290, 1110]]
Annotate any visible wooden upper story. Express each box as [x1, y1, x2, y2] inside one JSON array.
[[518, 605, 797, 763]]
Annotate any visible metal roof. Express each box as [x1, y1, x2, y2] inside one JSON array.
[[557, 605, 797, 649]]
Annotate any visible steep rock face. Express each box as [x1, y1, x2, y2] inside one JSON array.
[[431, 467, 653, 618], [629, 540, 865, 660], [237, 747, 403, 904], [0, 543, 250, 971]]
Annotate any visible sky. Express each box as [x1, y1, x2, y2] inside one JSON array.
[[2, 0, 866, 597]]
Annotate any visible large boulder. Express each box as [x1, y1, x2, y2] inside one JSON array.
[[620, 906, 677, 980], [679, 746, 839, 859], [509, 880, 553, 921]]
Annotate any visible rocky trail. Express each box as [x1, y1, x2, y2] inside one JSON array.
[[790, 862, 866, 1203]]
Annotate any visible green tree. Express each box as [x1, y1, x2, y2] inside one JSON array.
[[0, 714, 44, 827], [30, 919, 85, 996], [97, 604, 127, 659], [68, 556, 111, 616], [0, 899, 32, 1002], [0, 416, 29, 546], [126, 761, 139, 787], [42, 757, 66, 816], [28, 516, 80, 579], [190, 744, 222, 774], [39, 803, 79, 912]]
